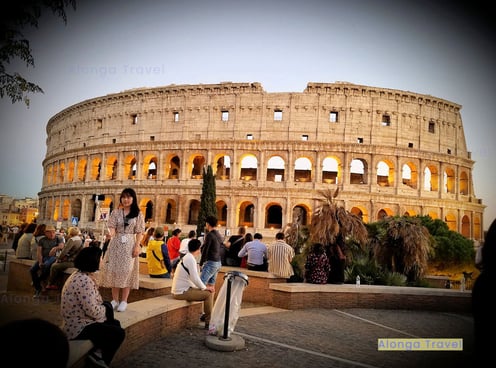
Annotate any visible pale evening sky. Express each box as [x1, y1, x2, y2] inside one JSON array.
[[0, 0, 494, 230]]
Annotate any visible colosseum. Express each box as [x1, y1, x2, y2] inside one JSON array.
[[38, 81, 485, 241]]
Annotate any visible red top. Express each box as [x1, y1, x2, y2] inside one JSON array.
[[167, 236, 181, 260]]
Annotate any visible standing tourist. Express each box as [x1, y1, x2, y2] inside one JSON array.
[[238, 232, 268, 271], [304, 243, 331, 284], [61, 246, 125, 368], [30, 225, 65, 298], [199, 216, 223, 291], [99, 188, 145, 312], [267, 232, 295, 279], [15, 223, 37, 259], [223, 226, 246, 266]]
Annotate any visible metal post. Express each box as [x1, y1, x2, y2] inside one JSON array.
[[221, 273, 233, 340]]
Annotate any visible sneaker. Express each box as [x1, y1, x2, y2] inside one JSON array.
[[117, 301, 127, 312], [110, 300, 119, 310], [200, 313, 206, 322], [88, 352, 109, 368], [33, 290, 41, 299]]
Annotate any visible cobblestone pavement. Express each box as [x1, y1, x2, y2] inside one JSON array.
[[0, 244, 475, 368]]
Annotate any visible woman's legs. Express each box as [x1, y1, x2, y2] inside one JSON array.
[[76, 322, 125, 365]]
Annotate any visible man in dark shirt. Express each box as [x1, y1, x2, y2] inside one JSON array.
[[199, 216, 223, 291]]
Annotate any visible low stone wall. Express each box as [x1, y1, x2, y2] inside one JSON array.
[[270, 283, 472, 313]]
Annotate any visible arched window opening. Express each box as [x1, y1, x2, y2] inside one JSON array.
[[266, 204, 282, 229], [267, 156, 285, 182], [350, 159, 367, 184], [322, 157, 338, 184], [240, 155, 258, 181], [294, 157, 312, 182]]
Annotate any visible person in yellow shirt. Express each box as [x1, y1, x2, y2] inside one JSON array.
[[146, 227, 172, 278]]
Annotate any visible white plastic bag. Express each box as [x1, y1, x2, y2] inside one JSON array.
[[208, 274, 247, 336]]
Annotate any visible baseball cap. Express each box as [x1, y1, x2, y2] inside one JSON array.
[[154, 227, 165, 238]]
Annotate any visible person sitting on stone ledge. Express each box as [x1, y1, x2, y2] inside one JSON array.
[[61, 245, 125, 368], [46, 226, 83, 290]]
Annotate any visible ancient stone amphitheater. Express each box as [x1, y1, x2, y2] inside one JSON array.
[[38, 82, 485, 241]]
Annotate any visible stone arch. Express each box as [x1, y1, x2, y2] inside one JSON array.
[[188, 199, 200, 225], [401, 161, 418, 189], [238, 201, 254, 227], [350, 206, 368, 223], [444, 212, 457, 231], [350, 158, 368, 184], [216, 199, 228, 226], [376, 159, 394, 187], [265, 202, 283, 229], [294, 156, 312, 182], [459, 170, 469, 195], [322, 156, 340, 184], [461, 215, 470, 238], [240, 154, 258, 181], [267, 155, 285, 182], [214, 153, 231, 180], [443, 166, 456, 193]]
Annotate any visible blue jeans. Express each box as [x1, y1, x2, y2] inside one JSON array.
[[30, 256, 56, 291], [200, 260, 221, 286], [150, 273, 170, 278]]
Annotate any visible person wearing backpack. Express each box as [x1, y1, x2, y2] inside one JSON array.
[[146, 227, 172, 278]]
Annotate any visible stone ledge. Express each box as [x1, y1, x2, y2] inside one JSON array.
[[269, 283, 471, 312]]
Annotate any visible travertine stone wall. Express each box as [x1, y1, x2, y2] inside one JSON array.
[[38, 82, 484, 241]]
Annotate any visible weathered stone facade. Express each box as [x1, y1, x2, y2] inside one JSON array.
[[38, 82, 484, 241]]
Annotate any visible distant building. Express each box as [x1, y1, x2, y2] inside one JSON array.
[[37, 82, 485, 240], [0, 195, 38, 225]]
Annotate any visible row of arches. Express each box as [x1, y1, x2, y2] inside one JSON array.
[[44, 151, 470, 195], [42, 194, 480, 240]]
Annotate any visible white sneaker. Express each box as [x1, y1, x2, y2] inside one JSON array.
[[117, 301, 127, 312], [110, 300, 119, 310]]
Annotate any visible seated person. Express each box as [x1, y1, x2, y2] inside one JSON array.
[[61, 246, 125, 368], [30, 225, 64, 298], [146, 226, 172, 278], [46, 227, 83, 290], [171, 239, 214, 329]]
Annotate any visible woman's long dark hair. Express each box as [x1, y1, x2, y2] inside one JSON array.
[[120, 187, 140, 219]]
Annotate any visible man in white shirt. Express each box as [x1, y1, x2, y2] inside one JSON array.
[[171, 239, 214, 329]]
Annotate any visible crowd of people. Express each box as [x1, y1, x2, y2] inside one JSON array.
[[5, 187, 492, 366]]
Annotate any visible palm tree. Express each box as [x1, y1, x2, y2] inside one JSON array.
[[373, 216, 433, 282], [310, 188, 368, 245], [309, 188, 368, 283]]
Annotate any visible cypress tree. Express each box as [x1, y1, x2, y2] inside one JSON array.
[[196, 165, 217, 236]]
